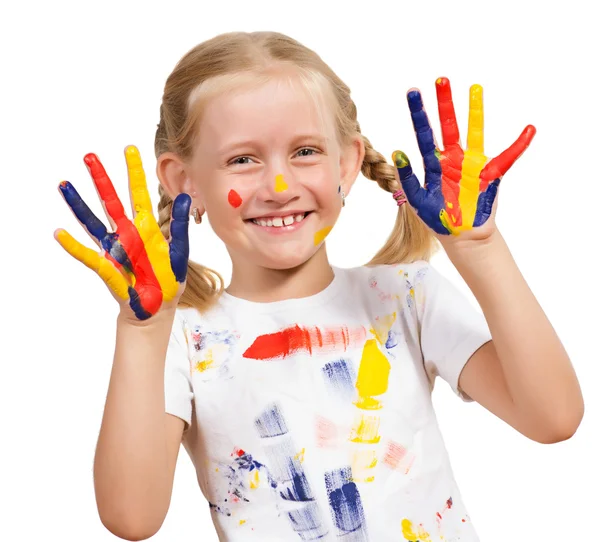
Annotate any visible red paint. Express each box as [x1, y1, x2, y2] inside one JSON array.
[[243, 325, 367, 360], [382, 441, 408, 469], [228, 189, 242, 208], [434, 78, 464, 226], [84, 153, 162, 314], [479, 124, 536, 190]]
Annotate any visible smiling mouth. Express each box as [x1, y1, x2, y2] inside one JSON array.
[[246, 211, 312, 228]]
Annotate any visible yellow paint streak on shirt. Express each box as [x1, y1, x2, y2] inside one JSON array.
[[294, 448, 305, 463], [370, 312, 396, 345], [195, 350, 214, 372], [349, 414, 381, 443], [354, 339, 391, 410], [401, 519, 432, 542], [249, 469, 260, 489], [274, 174, 288, 192], [239, 519, 246, 525], [314, 226, 333, 245], [350, 449, 378, 483], [56, 229, 129, 299]]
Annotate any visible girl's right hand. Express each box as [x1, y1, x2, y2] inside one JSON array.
[[54, 145, 191, 323]]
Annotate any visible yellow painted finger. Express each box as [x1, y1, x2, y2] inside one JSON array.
[[55, 229, 129, 299], [134, 213, 179, 301], [466, 84, 484, 153], [126, 145, 154, 215]]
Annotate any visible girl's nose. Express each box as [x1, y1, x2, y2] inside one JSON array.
[[260, 170, 298, 203]]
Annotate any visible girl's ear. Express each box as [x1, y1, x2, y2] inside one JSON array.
[[156, 152, 205, 214], [339, 135, 365, 196]]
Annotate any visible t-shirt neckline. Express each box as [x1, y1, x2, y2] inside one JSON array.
[[218, 265, 345, 314]]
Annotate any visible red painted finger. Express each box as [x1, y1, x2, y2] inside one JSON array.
[[84, 153, 163, 315], [480, 125, 536, 186], [436, 77, 460, 149]]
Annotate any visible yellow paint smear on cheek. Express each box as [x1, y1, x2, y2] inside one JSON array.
[[354, 339, 391, 410], [401, 519, 432, 542], [274, 174, 288, 192], [314, 226, 333, 245]]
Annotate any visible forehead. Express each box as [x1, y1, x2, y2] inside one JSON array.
[[196, 74, 337, 145]]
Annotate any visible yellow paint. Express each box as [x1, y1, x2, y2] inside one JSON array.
[[249, 469, 260, 489], [436, 77, 443, 85], [354, 339, 391, 410], [56, 229, 129, 299], [467, 85, 484, 153], [274, 174, 288, 192], [314, 226, 332, 245], [294, 448, 305, 463], [401, 519, 431, 542], [349, 414, 381, 443], [370, 312, 396, 346], [125, 145, 179, 301], [195, 349, 215, 372], [239, 519, 246, 525], [351, 449, 378, 483]]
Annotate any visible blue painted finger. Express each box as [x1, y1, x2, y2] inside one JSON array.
[[393, 151, 426, 210], [407, 90, 442, 194], [169, 193, 192, 283], [59, 181, 132, 270]]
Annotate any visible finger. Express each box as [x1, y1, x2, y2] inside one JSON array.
[[85, 153, 127, 230], [58, 181, 132, 270], [125, 145, 154, 217], [58, 181, 108, 248], [392, 151, 426, 210], [480, 125, 536, 187], [169, 193, 192, 283], [54, 228, 129, 300], [467, 84, 484, 153], [436, 77, 461, 148], [407, 89, 442, 192]]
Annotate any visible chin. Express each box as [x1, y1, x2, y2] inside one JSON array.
[[255, 247, 317, 271]]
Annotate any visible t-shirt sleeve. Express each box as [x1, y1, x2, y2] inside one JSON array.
[[164, 310, 194, 427], [414, 261, 492, 401]]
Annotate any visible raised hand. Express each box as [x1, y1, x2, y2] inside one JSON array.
[[54, 146, 191, 320], [393, 77, 536, 236]]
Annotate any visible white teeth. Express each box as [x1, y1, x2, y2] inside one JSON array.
[[252, 213, 308, 227]]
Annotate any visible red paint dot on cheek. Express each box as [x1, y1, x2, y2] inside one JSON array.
[[228, 189, 242, 208]]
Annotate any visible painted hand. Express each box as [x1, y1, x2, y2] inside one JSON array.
[[54, 146, 191, 320], [393, 77, 536, 236]]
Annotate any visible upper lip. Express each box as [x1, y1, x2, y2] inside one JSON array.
[[246, 210, 311, 220]]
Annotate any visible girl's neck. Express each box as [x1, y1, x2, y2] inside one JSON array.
[[225, 247, 334, 303]]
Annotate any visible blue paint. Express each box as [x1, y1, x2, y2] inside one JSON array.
[[255, 403, 289, 438], [287, 502, 330, 540], [59, 181, 133, 269], [322, 360, 355, 400], [169, 193, 191, 282], [473, 179, 499, 227], [385, 330, 399, 349], [127, 286, 152, 320], [325, 467, 368, 539]]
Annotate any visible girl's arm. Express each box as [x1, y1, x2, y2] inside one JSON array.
[[447, 230, 584, 444], [94, 308, 185, 540]]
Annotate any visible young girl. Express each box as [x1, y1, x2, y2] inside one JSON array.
[[55, 31, 583, 541]]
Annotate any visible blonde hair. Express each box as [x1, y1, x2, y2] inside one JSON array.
[[154, 31, 438, 312]]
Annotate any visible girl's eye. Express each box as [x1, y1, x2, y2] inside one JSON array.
[[232, 156, 254, 165], [296, 148, 318, 157]]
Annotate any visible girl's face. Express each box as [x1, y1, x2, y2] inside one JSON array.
[[185, 77, 363, 272]]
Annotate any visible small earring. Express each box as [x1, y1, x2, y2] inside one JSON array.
[[192, 207, 202, 224], [339, 185, 345, 207]]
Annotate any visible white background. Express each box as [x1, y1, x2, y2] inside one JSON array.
[[2, 0, 599, 540]]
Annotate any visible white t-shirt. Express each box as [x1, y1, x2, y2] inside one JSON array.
[[165, 261, 492, 542]]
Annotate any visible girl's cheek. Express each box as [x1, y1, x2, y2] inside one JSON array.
[[227, 188, 243, 209]]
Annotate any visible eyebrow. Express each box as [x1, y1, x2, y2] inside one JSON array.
[[217, 134, 330, 155]]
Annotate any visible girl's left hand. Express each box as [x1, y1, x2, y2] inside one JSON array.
[[393, 77, 536, 242]]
